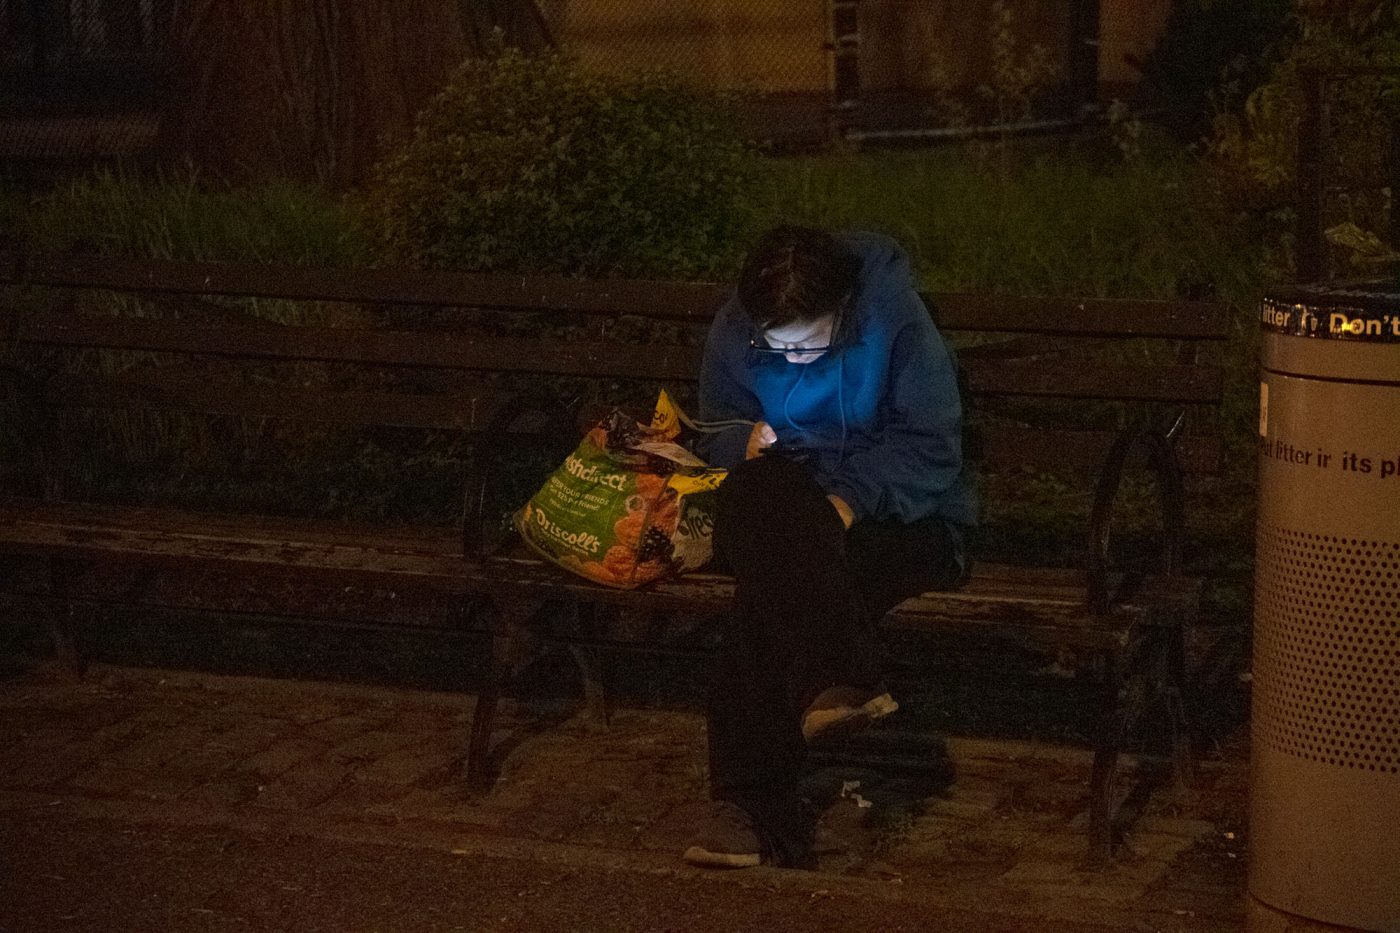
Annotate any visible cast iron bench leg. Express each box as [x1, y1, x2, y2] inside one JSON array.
[[465, 599, 543, 788], [47, 559, 86, 680], [1088, 616, 1195, 865], [567, 644, 610, 731], [1165, 619, 1194, 789], [1086, 647, 1151, 866], [1087, 651, 1121, 866], [1141, 614, 1195, 792]]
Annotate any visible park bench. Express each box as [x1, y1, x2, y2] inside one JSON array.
[[0, 250, 1229, 863]]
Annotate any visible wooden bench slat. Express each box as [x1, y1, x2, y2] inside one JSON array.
[[0, 508, 473, 590], [487, 537, 1091, 604], [477, 558, 1136, 649], [978, 425, 1224, 475], [45, 374, 497, 431], [0, 499, 1148, 645], [4, 314, 705, 381], [0, 251, 731, 318], [14, 316, 1223, 403], [954, 334, 1085, 362], [961, 360, 1224, 403], [0, 497, 462, 553], [3, 253, 1230, 340], [933, 294, 1230, 339], [12, 567, 469, 632], [44, 371, 1229, 439]]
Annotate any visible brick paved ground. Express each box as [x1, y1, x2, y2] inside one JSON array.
[[0, 664, 1248, 931]]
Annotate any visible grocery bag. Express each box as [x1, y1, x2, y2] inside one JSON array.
[[514, 391, 728, 589]]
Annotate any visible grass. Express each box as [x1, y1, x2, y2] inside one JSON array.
[[756, 142, 1275, 308], [4, 168, 369, 266], [3, 148, 1276, 305]]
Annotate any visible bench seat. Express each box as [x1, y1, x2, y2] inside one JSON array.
[[1, 497, 1197, 654]]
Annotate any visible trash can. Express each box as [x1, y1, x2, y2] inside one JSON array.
[[1252, 283, 1400, 932]]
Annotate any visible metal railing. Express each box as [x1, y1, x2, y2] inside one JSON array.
[[1295, 65, 1400, 283]]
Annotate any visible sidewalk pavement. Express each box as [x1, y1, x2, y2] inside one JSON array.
[[0, 664, 1248, 931]]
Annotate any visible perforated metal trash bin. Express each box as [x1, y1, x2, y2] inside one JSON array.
[[1252, 283, 1400, 933]]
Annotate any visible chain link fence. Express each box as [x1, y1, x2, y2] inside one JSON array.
[[1, 0, 171, 176], [1, 0, 173, 102], [543, 0, 1096, 144]]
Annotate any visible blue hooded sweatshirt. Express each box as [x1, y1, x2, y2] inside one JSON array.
[[698, 232, 977, 528]]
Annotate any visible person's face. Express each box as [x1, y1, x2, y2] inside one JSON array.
[[761, 313, 837, 365]]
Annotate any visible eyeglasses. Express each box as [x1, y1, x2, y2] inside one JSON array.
[[749, 312, 841, 356], [748, 338, 834, 355]]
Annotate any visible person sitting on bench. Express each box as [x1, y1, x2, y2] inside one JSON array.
[[684, 225, 977, 869]]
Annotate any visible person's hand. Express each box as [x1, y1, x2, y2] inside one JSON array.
[[745, 421, 777, 460], [827, 494, 855, 529]]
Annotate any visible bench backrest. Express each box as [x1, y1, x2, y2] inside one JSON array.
[[0, 250, 1226, 535], [0, 252, 1231, 475]]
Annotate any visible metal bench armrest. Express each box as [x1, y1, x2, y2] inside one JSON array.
[[1085, 411, 1188, 616], [462, 393, 578, 558]]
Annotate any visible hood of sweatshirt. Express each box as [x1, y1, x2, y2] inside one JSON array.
[[698, 232, 977, 527]]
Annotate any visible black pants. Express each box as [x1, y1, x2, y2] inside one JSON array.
[[707, 454, 966, 863]]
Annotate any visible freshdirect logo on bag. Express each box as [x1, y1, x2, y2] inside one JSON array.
[[534, 507, 603, 555], [563, 454, 629, 491]]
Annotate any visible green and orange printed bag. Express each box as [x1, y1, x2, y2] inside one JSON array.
[[514, 391, 730, 589]]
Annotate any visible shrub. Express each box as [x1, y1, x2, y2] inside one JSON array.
[[368, 48, 758, 278], [1208, 2, 1400, 236], [1136, 0, 1293, 140]]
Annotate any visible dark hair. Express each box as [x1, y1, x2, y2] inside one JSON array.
[[736, 226, 860, 330]]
